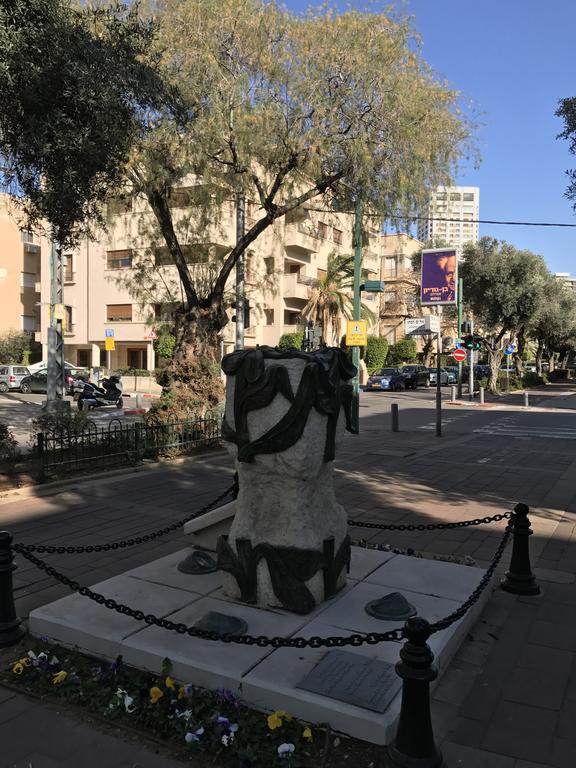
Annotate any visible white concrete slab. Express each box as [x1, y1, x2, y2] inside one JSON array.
[[366, 556, 486, 602], [29, 576, 202, 659], [29, 547, 492, 746], [121, 595, 307, 693], [183, 500, 236, 535], [125, 548, 222, 595]]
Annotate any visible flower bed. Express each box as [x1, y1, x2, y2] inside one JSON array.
[[1, 638, 378, 767]]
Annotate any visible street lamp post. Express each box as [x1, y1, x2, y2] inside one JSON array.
[[351, 198, 364, 433], [45, 236, 66, 410]]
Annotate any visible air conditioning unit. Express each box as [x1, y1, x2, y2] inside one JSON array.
[[24, 242, 40, 255]]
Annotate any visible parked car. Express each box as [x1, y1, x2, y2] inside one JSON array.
[[365, 368, 406, 392], [20, 368, 88, 395], [443, 366, 458, 384], [428, 367, 450, 386], [27, 359, 81, 374], [401, 365, 430, 389], [0, 364, 30, 392]]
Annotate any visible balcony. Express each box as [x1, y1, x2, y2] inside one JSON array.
[[363, 250, 380, 275], [283, 272, 315, 301], [284, 221, 320, 255]]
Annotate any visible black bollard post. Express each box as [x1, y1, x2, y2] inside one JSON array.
[[0, 532, 25, 648], [391, 404, 399, 433], [386, 617, 442, 768], [501, 503, 540, 596]]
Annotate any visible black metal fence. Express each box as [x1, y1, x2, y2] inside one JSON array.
[[36, 416, 222, 482]]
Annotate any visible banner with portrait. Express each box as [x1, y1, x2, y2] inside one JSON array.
[[420, 248, 458, 305]]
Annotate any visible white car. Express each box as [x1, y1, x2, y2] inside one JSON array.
[[27, 360, 83, 374]]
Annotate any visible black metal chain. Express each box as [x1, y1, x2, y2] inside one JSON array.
[[16, 548, 405, 648], [348, 511, 511, 533], [13, 484, 235, 556], [429, 524, 512, 634]]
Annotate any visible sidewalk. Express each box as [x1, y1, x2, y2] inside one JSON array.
[[2, 396, 576, 766]]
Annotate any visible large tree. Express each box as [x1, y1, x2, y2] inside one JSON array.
[[530, 277, 576, 374], [0, 0, 171, 245], [124, 0, 470, 388], [460, 237, 549, 391], [557, 97, 576, 206]]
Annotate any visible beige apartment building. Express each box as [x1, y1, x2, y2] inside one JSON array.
[[0, 193, 44, 344], [36, 190, 382, 370], [379, 232, 423, 345]]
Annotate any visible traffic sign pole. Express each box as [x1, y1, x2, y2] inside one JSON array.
[[457, 277, 463, 398], [435, 306, 442, 438], [469, 319, 474, 401], [351, 198, 363, 434]]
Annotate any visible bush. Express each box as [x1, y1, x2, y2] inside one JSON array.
[[278, 331, 304, 350], [497, 371, 522, 391], [0, 422, 18, 462], [522, 371, 548, 388], [387, 337, 417, 365], [154, 332, 176, 360], [0, 329, 32, 364], [549, 368, 572, 381], [364, 336, 388, 373], [32, 408, 90, 436]]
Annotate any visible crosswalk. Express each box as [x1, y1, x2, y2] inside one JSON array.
[[418, 411, 476, 431], [474, 416, 576, 440]]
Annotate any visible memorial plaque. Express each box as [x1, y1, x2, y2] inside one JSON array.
[[296, 650, 401, 713]]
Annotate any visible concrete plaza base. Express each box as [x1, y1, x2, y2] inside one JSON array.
[[29, 547, 491, 745]]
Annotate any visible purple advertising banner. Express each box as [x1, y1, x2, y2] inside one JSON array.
[[420, 248, 458, 305]]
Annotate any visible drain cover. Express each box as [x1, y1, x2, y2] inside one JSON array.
[[365, 591, 417, 621]]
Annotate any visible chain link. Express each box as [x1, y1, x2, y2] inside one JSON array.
[[16, 548, 405, 648], [13, 484, 235, 556], [348, 511, 511, 533]]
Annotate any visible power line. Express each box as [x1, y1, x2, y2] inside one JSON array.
[[302, 205, 576, 228]]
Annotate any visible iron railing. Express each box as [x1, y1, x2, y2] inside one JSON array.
[[36, 415, 222, 482]]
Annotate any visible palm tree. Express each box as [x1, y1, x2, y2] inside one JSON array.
[[303, 253, 375, 346]]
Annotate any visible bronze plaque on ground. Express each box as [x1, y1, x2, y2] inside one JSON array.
[[296, 650, 401, 713]]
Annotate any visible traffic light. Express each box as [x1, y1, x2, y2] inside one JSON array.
[[463, 334, 482, 350], [460, 321, 472, 335]]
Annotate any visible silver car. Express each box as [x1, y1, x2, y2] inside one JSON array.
[[0, 364, 31, 392], [428, 367, 450, 386]]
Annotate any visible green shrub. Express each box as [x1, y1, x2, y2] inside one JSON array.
[[364, 336, 388, 373], [522, 371, 548, 388], [0, 422, 18, 462], [32, 408, 90, 436], [154, 332, 176, 360], [0, 329, 32, 364], [549, 368, 572, 381], [497, 371, 522, 391], [387, 337, 417, 365], [278, 331, 304, 350]]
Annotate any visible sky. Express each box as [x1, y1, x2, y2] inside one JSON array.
[[285, 0, 576, 274]]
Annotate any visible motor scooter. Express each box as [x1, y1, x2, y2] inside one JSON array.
[[77, 375, 124, 410]]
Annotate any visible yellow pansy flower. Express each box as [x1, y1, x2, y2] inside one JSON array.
[[178, 686, 186, 700], [303, 726, 313, 742], [12, 662, 24, 675], [149, 686, 164, 704], [52, 671, 68, 685], [267, 711, 283, 730], [165, 676, 175, 690]]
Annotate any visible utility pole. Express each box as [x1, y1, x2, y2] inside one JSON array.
[[235, 193, 245, 351], [457, 276, 463, 398], [45, 235, 65, 410], [435, 306, 442, 437], [468, 317, 475, 401], [351, 198, 364, 434]]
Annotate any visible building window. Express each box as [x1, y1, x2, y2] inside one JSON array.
[[64, 254, 74, 282], [106, 304, 132, 322], [127, 348, 147, 369], [21, 315, 36, 332], [20, 229, 37, 244], [435, 192, 447, 201], [154, 245, 206, 265], [64, 305, 73, 331], [77, 349, 90, 368], [383, 327, 396, 344], [107, 194, 133, 215], [449, 192, 461, 201], [106, 249, 132, 269], [318, 222, 328, 239], [20, 272, 36, 289], [264, 309, 274, 325], [463, 193, 475, 202], [264, 256, 275, 275], [333, 228, 343, 245], [168, 186, 195, 208], [384, 257, 397, 277]]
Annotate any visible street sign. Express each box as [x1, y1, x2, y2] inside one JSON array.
[[144, 330, 158, 341], [105, 329, 114, 338], [453, 348, 466, 363], [504, 344, 515, 355], [346, 320, 367, 346], [405, 316, 440, 336], [362, 280, 385, 293], [105, 338, 115, 352]]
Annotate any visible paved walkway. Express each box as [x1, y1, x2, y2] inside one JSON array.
[[2, 384, 576, 766]]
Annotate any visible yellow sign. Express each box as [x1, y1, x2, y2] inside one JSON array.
[[105, 338, 115, 352], [346, 319, 367, 346], [53, 304, 65, 321]]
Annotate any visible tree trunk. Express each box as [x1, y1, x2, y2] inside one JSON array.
[[513, 327, 525, 376], [149, 304, 227, 423], [487, 347, 502, 393], [422, 336, 434, 368], [549, 352, 557, 373], [536, 339, 544, 375]]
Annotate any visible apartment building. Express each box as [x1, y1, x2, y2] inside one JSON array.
[[379, 232, 424, 345], [554, 272, 576, 294], [417, 186, 480, 250], [0, 193, 43, 341], [37, 190, 381, 369]]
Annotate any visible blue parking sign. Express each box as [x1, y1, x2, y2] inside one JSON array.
[[105, 329, 114, 338]]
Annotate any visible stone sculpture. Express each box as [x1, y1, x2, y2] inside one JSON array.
[[216, 346, 356, 614]]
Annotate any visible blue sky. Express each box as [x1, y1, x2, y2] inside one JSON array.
[[285, 0, 576, 273]]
